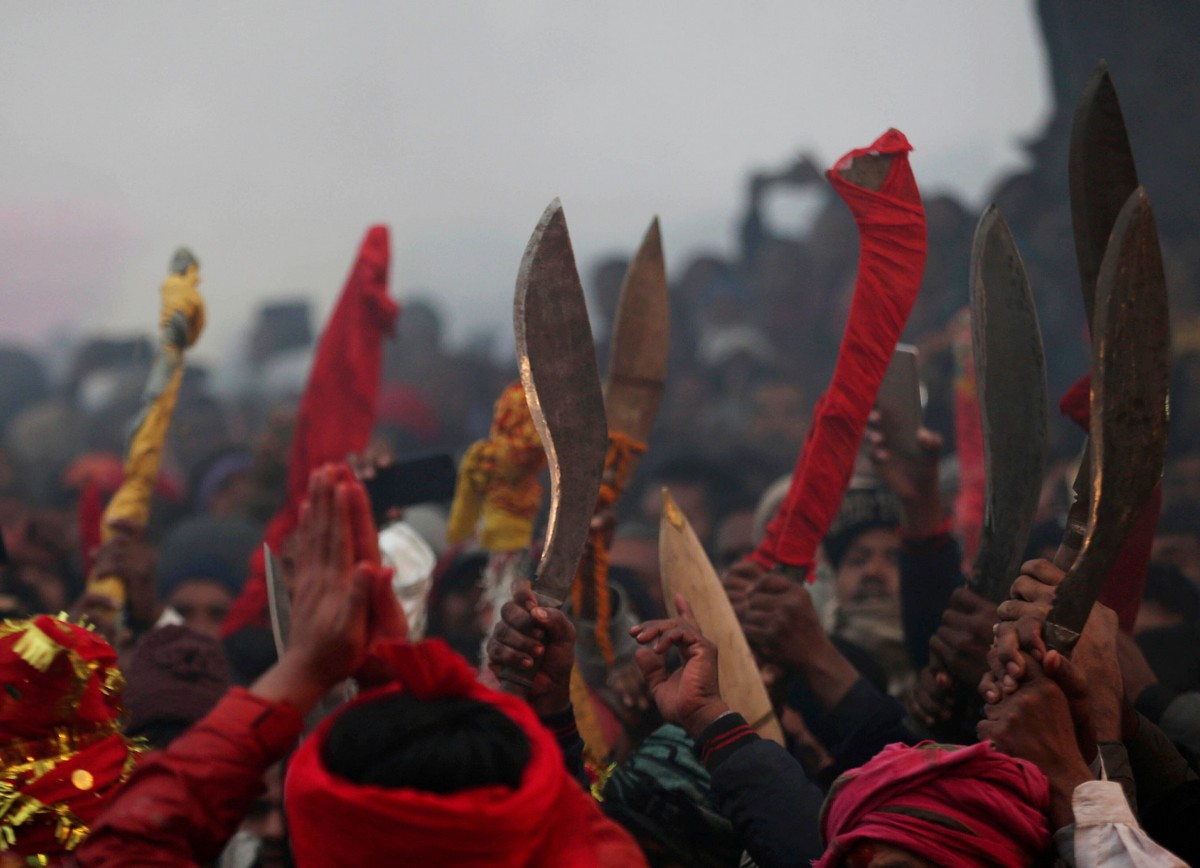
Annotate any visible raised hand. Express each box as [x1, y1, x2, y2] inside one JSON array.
[[92, 520, 161, 630], [997, 558, 1064, 623], [928, 586, 996, 688], [741, 570, 824, 672], [255, 464, 404, 712], [721, 557, 763, 623], [978, 651, 1095, 830], [486, 579, 576, 717], [865, 408, 944, 535], [631, 596, 728, 738]]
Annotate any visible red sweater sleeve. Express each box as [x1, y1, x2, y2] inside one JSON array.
[[76, 688, 302, 867]]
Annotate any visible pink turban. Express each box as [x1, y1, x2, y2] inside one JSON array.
[[816, 741, 1053, 867]]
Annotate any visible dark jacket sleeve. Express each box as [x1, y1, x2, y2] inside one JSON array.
[[899, 528, 966, 670], [541, 704, 588, 789], [1124, 711, 1200, 813], [695, 713, 825, 867], [806, 677, 920, 786], [76, 688, 303, 867]]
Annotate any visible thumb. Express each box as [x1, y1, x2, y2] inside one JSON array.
[[1044, 649, 1096, 760], [676, 594, 702, 632], [1044, 649, 1088, 701]]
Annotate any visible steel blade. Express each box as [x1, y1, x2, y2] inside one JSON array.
[[265, 543, 290, 658], [968, 206, 1048, 603], [1070, 61, 1139, 326], [605, 216, 669, 451], [1058, 64, 1141, 569], [514, 200, 609, 608], [1046, 188, 1169, 651]]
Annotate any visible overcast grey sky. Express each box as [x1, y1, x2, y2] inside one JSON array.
[[0, 1, 1049, 367]]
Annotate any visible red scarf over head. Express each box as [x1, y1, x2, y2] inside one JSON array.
[[754, 130, 927, 572], [1059, 374, 1159, 633], [223, 226, 398, 635], [816, 741, 1052, 867], [285, 638, 642, 867]]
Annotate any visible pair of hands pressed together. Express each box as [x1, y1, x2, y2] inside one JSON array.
[[253, 464, 407, 716]]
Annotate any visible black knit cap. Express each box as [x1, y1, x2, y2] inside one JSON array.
[[823, 486, 899, 569]]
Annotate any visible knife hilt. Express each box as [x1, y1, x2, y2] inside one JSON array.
[[1052, 500, 1088, 573]]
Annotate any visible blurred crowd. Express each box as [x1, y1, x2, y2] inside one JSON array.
[[2, 2, 1200, 863]]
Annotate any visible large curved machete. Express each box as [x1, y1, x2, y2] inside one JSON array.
[[1045, 189, 1169, 653], [1056, 63, 1142, 569], [513, 200, 609, 610], [968, 207, 1048, 603], [605, 217, 669, 449], [1070, 61, 1140, 328]]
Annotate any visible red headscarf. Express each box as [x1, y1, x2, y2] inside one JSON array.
[[285, 638, 641, 867], [816, 741, 1052, 867], [754, 129, 927, 573]]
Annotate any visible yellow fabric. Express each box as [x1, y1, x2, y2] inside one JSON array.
[[446, 381, 546, 552], [569, 664, 612, 766], [95, 262, 205, 604], [159, 264, 205, 347], [11, 625, 61, 673]]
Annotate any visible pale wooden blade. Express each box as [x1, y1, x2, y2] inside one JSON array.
[[660, 488, 784, 744]]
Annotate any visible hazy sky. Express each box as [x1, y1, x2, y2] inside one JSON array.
[[0, 1, 1050, 368]]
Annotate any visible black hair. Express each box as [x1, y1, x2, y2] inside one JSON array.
[[322, 693, 530, 794]]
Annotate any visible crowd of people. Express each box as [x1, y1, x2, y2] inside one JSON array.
[[3, 21, 1200, 867]]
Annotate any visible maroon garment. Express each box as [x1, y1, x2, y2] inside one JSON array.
[[76, 688, 303, 867], [224, 226, 398, 635]]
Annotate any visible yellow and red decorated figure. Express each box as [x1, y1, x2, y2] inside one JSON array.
[[447, 380, 546, 553], [0, 616, 142, 859]]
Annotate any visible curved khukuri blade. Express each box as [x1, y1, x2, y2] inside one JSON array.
[[968, 207, 1048, 603], [605, 217, 669, 452], [1070, 61, 1139, 326], [514, 200, 609, 608], [1046, 189, 1169, 652], [659, 489, 784, 745]]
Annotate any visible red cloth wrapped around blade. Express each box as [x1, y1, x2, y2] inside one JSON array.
[[753, 130, 927, 572], [285, 638, 642, 866], [223, 226, 398, 635], [1059, 374, 1158, 634]]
